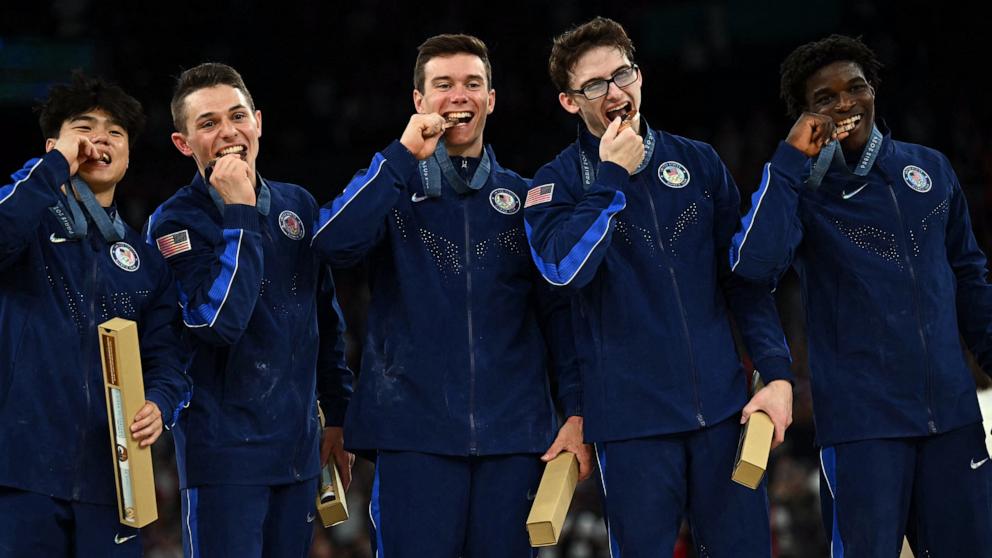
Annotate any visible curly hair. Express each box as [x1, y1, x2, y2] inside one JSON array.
[[779, 34, 883, 118], [549, 17, 635, 93], [36, 71, 145, 146]]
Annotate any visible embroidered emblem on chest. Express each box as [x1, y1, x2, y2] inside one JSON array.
[[902, 165, 932, 193], [110, 242, 140, 272], [278, 210, 305, 240], [658, 161, 690, 188], [489, 188, 520, 215]]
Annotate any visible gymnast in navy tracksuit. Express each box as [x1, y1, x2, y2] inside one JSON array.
[[0, 75, 191, 557], [147, 63, 353, 558], [730, 35, 992, 557], [525, 19, 794, 557], [311, 34, 589, 558]]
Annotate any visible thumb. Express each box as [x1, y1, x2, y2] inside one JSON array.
[[740, 405, 753, 424], [542, 443, 563, 462], [604, 116, 622, 139]]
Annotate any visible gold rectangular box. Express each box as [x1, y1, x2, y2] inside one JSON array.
[[732, 410, 774, 489], [526, 452, 578, 547], [99, 318, 158, 528], [316, 461, 349, 527]]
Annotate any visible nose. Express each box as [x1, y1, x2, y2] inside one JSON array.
[[90, 127, 110, 145], [605, 80, 626, 100], [220, 118, 239, 138], [835, 91, 856, 112]]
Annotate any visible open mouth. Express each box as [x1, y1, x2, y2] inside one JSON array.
[[605, 101, 634, 123], [215, 145, 247, 160], [835, 114, 862, 134], [444, 111, 473, 128]]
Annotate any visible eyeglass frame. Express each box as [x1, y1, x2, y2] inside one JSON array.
[[565, 64, 640, 101]]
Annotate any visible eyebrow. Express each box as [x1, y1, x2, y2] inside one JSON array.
[[812, 76, 867, 97], [69, 114, 126, 130], [431, 74, 486, 83], [195, 104, 248, 121]]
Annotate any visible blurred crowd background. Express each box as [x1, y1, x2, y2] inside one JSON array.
[[2, 1, 990, 556]]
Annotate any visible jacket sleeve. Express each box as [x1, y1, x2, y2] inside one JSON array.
[[145, 203, 264, 346], [315, 264, 354, 427], [311, 141, 415, 267], [0, 152, 69, 270], [138, 259, 194, 429], [729, 142, 809, 283], [943, 157, 992, 377], [524, 160, 628, 289], [531, 273, 582, 418], [710, 146, 793, 384]]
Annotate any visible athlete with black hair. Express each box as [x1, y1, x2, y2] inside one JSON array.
[[732, 35, 992, 556], [0, 73, 191, 557]]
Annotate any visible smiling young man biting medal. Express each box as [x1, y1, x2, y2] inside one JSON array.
[[0, 73, 191, 557], [731, 34, 992, 556], [311, 33, 590, 558], [524, 16, 794, 556], [147, 62, 354, 558]]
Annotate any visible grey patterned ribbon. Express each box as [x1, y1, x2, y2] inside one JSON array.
[[418, 140, 492, 198], [64, 176, 125, 242], [807, 123, 883, 189]]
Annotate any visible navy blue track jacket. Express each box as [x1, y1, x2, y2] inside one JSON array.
[[146, 171, 352, 488], [731, 136, 990, 446], [525, 124, 792, 444], [0, 151, 191, 504], [311, 140, 581, 456]]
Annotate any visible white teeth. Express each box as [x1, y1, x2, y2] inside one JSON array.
[[446, 112, 472, 124], [100, 154, 111, 164], [218, 146, 245, 156], [835, 114, 862, 133]]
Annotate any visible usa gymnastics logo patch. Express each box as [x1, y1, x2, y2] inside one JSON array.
[[110, 242, 140, 272], [658, 161, 690, 188], [279, 210, 305, 240], [902, 165, 932, 193], [489, 188, 520, 215]]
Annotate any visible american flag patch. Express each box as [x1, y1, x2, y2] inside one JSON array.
[[156, 230, 192, 258], [524, 183, 555, 208]]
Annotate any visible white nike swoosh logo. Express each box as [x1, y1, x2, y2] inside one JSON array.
[[114, 534, 137, 545], [49, 233, 71, 243], [411, 193, 429, 203], [841, 183, 869, 200], [971, 457, 989, 470], [306, 512, 315, 523]]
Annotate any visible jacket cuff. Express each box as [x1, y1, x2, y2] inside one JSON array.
[[319, 398, 348, 427], [383, 140, 420, 185], [144, 390, 177, 430], [222, 203, 261, 232], [754, 356, 794, 385], [558, 392, 582, 419], [770, 141, 810, 182], [594, 161, 630, 191]]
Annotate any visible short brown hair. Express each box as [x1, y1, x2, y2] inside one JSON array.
[[171, 63, 255, 133], [413, 34, 492, 93], [549, 17, 636, 93]]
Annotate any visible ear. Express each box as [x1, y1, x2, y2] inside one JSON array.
[[413, 89, 426, 114], [487, 88, 496, 115], [45, 138, 57, 153], [255, 109, 263, 139], [171, 132, 194, 157], [558, 92, 581, 115], [867, 84, 876, 97]]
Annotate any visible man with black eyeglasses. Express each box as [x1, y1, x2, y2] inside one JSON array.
[[524, 17, 793, 555]]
